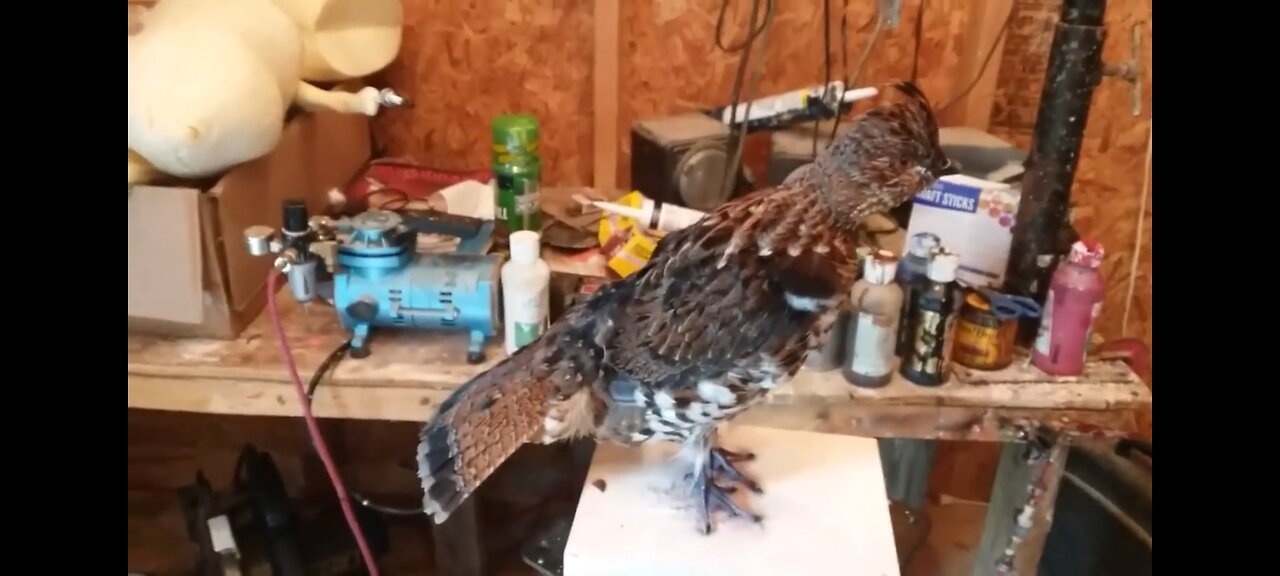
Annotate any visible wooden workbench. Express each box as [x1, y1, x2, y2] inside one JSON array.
[[129, 287, 1148, 437], [128, 286, 1151, 575]]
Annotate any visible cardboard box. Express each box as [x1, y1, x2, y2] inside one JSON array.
[[903, 128, 1027, 288], [127, 110, 372, 338]]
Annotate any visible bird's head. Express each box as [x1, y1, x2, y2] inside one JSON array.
[[880, 80, 956, 181], [810, 80, 957, 225]]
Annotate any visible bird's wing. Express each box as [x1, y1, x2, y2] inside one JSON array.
[[417, 342, 560, 523], [597, 185, 858, 404], [419, 184, 857, 523]]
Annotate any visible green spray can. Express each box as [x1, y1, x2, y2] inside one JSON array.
[[492, 114, 542, 235]]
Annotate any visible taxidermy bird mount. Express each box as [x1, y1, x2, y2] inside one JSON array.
[[417, 80, 956, 535]]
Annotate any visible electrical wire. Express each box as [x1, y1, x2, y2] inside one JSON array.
[[304, 338, 426, 516], [265, 268, 382, 576], [1062, 470, 1153, 549], [713, 0, 773, 53], [911, 0, 926, 83], [366, 188, 414, 212], [826, 5, 883, 147], [811, 0, 834, 159], [936, 4, 1015, 115], [717, 0, 768, 193], [825, 0, 849, 146], [352, 492, 427, 516], [306, 339, 352, 399], [1121, 118, 1151, 337], [847, 8, 882, 92], [729, 5, 773, 193], [716, 0, 775, 202]]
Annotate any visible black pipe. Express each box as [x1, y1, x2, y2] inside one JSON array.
[[1004, 0, 1108, 345]]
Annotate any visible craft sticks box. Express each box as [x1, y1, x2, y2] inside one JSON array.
[[903, 128, 1027, 288]]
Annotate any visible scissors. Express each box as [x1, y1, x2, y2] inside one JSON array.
[[967, 285, 1042, 320]]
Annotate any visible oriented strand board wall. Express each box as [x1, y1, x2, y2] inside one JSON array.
[[612, 0, 971, 188], [373, 0, 596, 185], [376, 0, 974, 187]]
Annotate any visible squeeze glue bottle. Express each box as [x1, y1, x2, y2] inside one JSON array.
[[502, 230, 551, 355], [895, 232, 941, 357], [591, 196, 707, 233], [899, 250, 960, 387], [1032, 240, 1106, 376], [843, 249, 904, 388]]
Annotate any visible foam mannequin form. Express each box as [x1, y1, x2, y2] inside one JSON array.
[[127, 0, 403, 186], [270, 0, 403, 82]]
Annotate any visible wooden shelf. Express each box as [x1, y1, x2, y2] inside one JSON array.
[[129, 284, 1150, 442]]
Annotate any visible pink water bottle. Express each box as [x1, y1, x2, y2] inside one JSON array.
[[1032, 240, 1105, 376]]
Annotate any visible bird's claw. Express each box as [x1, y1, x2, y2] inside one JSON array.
[[711, 447, 764, 495], [696, 482, 762, 535], [690, 444, 764, 535]]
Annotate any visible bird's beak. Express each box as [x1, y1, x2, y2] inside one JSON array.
[[936, 158, 961, 177]]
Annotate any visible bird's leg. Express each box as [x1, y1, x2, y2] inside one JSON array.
[[689, 428, 763, 535]]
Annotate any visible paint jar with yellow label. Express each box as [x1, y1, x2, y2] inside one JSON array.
[[952, 291, 1018, 371]]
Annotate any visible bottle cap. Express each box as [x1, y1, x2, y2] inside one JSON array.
[[862, 249, 899, 285], [1067, 239, 1105, 268], [964, 291, 992, 312], [927, 250, 959, 283], [509, 230, 542, 264], [908, 232, 942, 258], [492, 114, 540, 157]]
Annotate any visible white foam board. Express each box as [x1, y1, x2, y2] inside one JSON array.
[[564, 424, 900, 576]]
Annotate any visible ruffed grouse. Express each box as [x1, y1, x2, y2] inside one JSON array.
[[418, 80, 955, 534]]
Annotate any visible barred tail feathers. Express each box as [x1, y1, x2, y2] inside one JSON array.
[[417, 353, 554, 524]]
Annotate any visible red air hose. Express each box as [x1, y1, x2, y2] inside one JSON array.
[[264, 267, 382, 576]]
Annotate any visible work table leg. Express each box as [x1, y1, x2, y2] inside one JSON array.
[[881, 438, 937, 566], [971, 438, 1069, 576], [880, 438, 937, 509], [433, 498, 485, 576]]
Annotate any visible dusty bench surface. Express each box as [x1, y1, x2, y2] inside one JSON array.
[[129, 286, 1151, 441]]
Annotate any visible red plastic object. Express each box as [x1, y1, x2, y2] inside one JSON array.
[[342, 158, 490, 211], [1097, 337, 1151, 383]]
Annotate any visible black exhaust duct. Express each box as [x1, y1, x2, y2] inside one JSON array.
[[1003, 0, 1108, 345]]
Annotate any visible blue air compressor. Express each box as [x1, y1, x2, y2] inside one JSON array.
[[244, 199, 501, 364]]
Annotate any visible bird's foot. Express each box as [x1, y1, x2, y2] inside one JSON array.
[[710, 446, 763, 495], [690, 449, 764, 535]]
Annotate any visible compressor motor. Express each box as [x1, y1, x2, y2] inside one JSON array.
[[245, 199, 501, 363]]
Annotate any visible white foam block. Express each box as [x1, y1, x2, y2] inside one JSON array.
[[564, 424, 900, 576]]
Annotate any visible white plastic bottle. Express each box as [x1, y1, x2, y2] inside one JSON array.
[[502, 230, 551, 355]]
